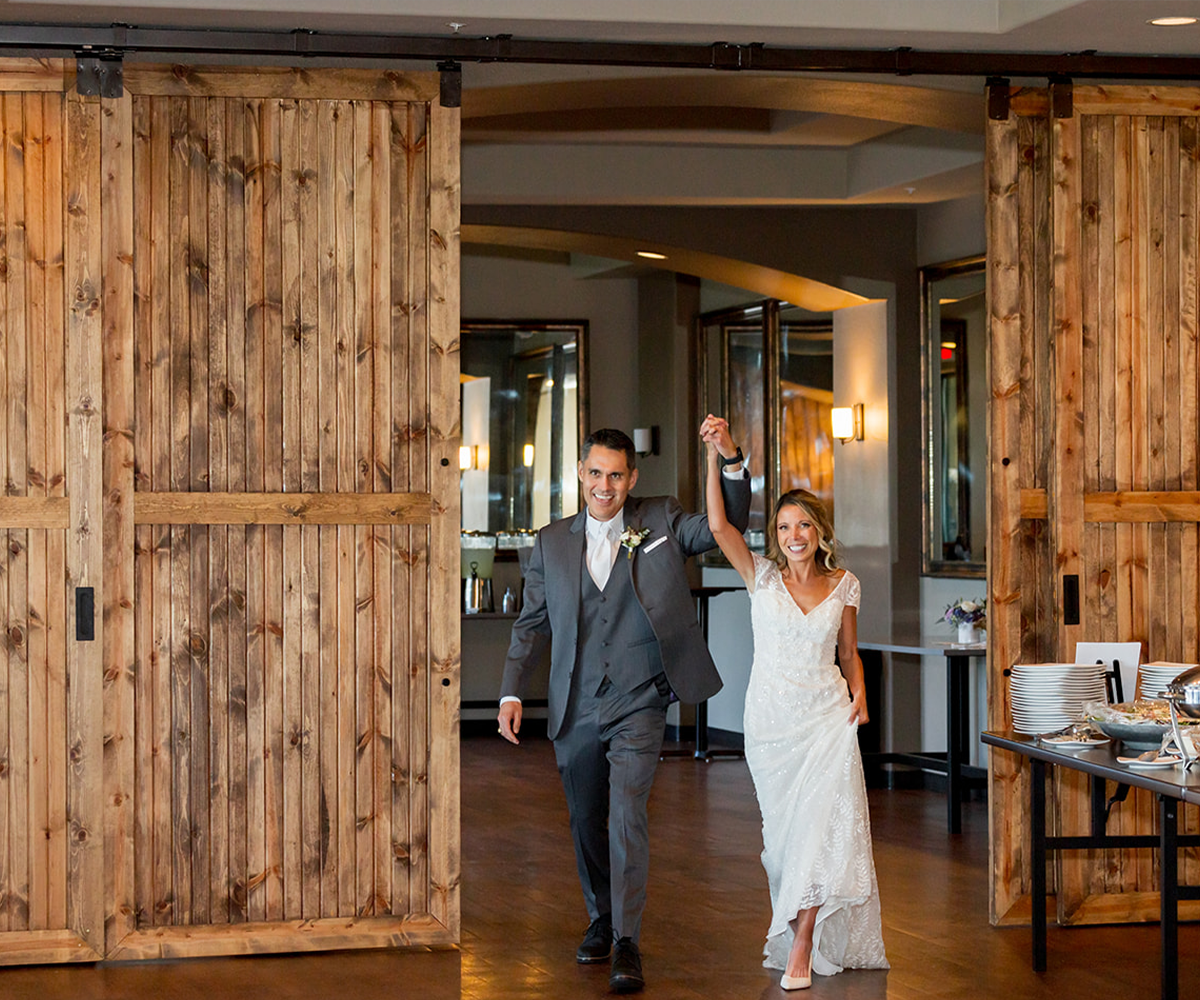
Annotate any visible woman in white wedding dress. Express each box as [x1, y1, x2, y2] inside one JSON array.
[[701, 415, 888, 991]]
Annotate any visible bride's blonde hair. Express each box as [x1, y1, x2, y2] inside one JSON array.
[[766, 489, 839, 573]]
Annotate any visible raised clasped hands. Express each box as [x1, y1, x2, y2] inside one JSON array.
[[699, 414, 737, 462]]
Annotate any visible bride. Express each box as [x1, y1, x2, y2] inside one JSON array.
[[700, 415, 888, 990]]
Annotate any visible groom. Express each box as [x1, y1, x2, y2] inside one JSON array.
[[498, 421, 750, 993]]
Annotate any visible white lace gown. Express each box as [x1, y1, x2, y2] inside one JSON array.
[[743, 555, 889, 977]]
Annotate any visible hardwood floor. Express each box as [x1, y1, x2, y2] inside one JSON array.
[[1, 733, 1197, 999]]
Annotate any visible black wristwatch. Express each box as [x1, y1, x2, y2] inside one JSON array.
[[718, 447, 744, 469]]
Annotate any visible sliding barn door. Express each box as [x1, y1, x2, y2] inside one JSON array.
[[0, 61, 460, 966], [989, 85, 1200, 928], [0, 79, 105, 964]]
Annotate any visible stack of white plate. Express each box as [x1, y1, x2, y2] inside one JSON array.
[[1138, 661, 1199, 699], [1010, 663, 1108, 734]]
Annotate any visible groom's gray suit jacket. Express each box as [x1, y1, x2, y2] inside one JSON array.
[[501, 479, 751, 740]]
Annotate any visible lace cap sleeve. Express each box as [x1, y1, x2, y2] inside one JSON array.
[[750, 552, 774, 594], [844, 571, 861, 610]]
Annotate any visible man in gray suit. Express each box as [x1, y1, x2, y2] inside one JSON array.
[[498, 421, 750, 993]]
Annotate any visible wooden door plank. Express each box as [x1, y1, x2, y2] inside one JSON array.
[[1132, 115, 1155, 895], [123, 66, 439, 104], [1178, 116, 1200, 886], [370, 101, 393, 916], [242, 96, 267, 926], [333, 98, 357, 918], [405, 101, 430, 917], [0, 60, 69, 94], [1053, 112, 1085, 657], [1145, 118, 1169, 662], [224, 94, 249, 926], [427, 95, 461, 936], [296, 98, 322, 921], [63, 87, 104, 955], [6, 91, 32, 936], [133, 491, 431, 524], [985, 104, 1025, 925], [352, 100, 376, 918], [1162, 119, 1183, 659], [260, 96, 285, 924], [101, 912, 454, 960], [167, 94, 194, 928], [24, 92, 50, 935], [42, 90, 67, 935], [205, 95, 230, 926], [388, 101, 412, 914], [147, 95, 175, 929], [186, 96, 212, 927], [100, 86, 136, 951], [0, 95, 9, 937], [130, 91, 156, 934], [316, 98, 340, 918], [278, 95, 303, 922]]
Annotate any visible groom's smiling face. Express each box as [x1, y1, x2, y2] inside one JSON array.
[[578, 445, 638, 522]]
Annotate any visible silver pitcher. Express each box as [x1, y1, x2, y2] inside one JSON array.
[[463, 562, 493, 614]]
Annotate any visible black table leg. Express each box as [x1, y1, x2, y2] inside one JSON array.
[[1090, 775, 1107, 835], [1160, 795, 1179, 1000], [662, 587, 744, 763], [946, 654, 968, 834], [1031, 755, 1047, 973]]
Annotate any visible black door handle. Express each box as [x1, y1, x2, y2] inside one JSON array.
[[76, 586, 95, 641], [1063, 574, 1080, 626]]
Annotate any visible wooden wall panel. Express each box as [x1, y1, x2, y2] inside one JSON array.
[[0, 82, 103, 965], [0, 61, 458, 965], [108, 70, 457, 960], [990, 85, 1200, 928]]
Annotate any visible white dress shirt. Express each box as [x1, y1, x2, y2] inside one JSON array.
[[585, 509, 624, 591]]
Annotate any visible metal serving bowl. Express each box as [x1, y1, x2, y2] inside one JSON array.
[[1166, 665, 1200, 719]]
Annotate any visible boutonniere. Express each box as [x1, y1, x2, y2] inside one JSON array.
[[619, 526, 651, 559]]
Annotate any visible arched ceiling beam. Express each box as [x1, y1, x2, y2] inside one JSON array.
[[461, 224, 871, 312], [463, 75, 984, 134]]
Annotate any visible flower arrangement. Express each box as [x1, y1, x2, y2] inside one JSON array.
[[619, 526, 651, 558], [943, 597, 986, 628]]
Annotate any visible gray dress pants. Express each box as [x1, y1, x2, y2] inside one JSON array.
[[553, 672, 671, 943]]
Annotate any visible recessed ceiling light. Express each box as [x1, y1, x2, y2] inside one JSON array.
[[1149, 16, 1197, 25], [637, 251, 667, 260]]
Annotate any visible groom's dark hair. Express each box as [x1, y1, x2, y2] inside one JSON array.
[[581, 428, 637, 470]]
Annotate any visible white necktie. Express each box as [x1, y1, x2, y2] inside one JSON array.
[[589, 523, 616, 590]]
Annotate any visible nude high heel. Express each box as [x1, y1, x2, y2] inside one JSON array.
[[780, 958, 812, 990]]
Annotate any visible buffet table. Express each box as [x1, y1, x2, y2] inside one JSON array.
[[858, 632, 986, 833], [982, 730, 1200, 1000]]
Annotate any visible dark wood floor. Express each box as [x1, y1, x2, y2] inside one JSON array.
[[1, 734, 1197, 999]]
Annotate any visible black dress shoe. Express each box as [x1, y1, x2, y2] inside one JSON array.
[[609, 936, 644, 993], [576, 916, 612, 963]]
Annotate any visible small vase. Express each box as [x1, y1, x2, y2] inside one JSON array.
[[957, 623, 980, 644]]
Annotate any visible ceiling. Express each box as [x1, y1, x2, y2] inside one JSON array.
[[6, 2, 1200, 256]]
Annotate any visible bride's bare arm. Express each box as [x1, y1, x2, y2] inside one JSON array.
[[838, 604, 869, 725], [700, 414, 754, 588]]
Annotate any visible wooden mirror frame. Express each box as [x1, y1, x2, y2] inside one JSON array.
[[459, 319, 589, 534], [920, 255, 987, 578]]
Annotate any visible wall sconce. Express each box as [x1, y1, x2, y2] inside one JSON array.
[[633, 426, 659, 457], [832, 404, 864, 444], [459, 444, 490, 470], [522, 443, 535, 467]]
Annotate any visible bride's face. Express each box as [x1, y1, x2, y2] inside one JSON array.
[[776, 504, 821, 568]]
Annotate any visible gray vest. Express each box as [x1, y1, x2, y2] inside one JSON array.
[[577, 551, 662, 695]]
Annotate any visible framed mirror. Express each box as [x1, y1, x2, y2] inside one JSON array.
[[460, 320, 588, 534], [697, 300, 834, 557], [921, 256, 986, 577]]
